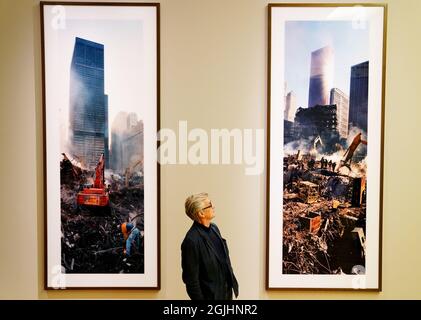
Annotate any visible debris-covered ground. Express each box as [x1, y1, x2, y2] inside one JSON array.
[[60, 155, 144, 274], [282, 153, 366, 275]]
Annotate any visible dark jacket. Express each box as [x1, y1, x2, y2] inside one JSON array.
[[181, 221, 239, 300]]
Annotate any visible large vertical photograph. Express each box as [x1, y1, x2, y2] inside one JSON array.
[[282, 21, 369, 275], [42, 3, 159, 288], [268, 4, 386, 289], [64, 35, 145, 274]]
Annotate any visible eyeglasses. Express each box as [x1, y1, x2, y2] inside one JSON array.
[[202, 202, 214, 210]]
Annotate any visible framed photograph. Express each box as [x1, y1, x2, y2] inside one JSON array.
[[267, 4, 386, 289], [41, 2, 160, 289]]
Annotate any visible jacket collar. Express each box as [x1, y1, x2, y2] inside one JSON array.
[[193, 222, 225, 265]]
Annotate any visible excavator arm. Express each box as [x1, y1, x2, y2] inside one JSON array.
[[93, 153, 105, 189], [125, 159, 143, 188], [337, 133, 367, 173]]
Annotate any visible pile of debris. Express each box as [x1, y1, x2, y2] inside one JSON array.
[[60, 156, 144, 274], [282, 148, 367, 274], [283, 197, 366, 274], [283, 201, 343, 274], [110, 187, 144, 229], [60, 153, 87, 186]]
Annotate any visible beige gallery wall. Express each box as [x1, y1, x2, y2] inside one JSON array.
[[0, 0, 420, 299]]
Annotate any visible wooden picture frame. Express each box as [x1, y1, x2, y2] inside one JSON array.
[[266, 3, 387, 290]]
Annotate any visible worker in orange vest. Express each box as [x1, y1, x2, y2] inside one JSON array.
[[121, 222, 141, 256]]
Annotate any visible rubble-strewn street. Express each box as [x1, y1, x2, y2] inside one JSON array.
[[60, 155, 144, 274]]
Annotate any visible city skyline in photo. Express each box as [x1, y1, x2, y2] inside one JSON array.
[[52, 18, 147, 152], [284, 20, 370, 110]]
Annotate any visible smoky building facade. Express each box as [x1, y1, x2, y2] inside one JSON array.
[[284, 120, 297, 144], [308, 46, 334, 108], [111, 112, 144, 173], [330, 88, 350, 139], [69, 37, 109, 169], [284, 91, 297, 122]]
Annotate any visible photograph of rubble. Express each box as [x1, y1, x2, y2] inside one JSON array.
[[42, 3, 159, 288], [282, 20, 369, 275], [267, 4, 386, 289]]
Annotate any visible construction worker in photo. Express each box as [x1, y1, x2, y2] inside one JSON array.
[[121, 222, 141, 257]]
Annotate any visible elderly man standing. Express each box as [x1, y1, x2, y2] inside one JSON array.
[[181, 193, 239, 300]]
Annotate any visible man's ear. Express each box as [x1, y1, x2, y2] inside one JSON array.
[[197, 210, 204, 218]]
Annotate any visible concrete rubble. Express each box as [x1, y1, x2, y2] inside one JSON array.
[[60, 154, 144, 274], [282, 152, 366, 274]]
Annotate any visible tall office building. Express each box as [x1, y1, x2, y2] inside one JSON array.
[[284, 120, 296, 144], [121, 113, 144, 172], [110, 112, 144, 173], [69, 37, 109, 169], [330, 88, 349, 138], [110, 111, 128, 172], [308, 46, 334, 108], [284, 91, 297, 122], [349, 61, 369, 133]]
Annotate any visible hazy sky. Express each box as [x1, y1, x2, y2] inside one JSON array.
[[52, 18, 146, 146], [285, 21, 369, 109]]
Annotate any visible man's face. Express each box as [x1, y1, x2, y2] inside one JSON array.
[[203, 199, 215, 220]]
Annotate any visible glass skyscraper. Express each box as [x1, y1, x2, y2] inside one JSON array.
[[69, 37, 109, 169], [349, 61, 369, 134]]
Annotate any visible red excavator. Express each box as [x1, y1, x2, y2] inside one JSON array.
[[77, 153, 109, 208]]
